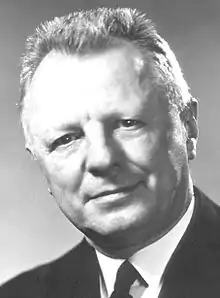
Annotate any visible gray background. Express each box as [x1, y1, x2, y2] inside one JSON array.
[[1, 0, 220, 284]]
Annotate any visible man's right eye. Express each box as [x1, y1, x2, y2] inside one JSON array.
[[50, 132, 83, 151]]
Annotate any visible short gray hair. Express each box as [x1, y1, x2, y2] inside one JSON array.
[[19, 7, 192, 112]]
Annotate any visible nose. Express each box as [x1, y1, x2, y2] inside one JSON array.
[[84, 125, 120, 177]]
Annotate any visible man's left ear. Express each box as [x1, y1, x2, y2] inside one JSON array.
[[183, 97, 199, 160]]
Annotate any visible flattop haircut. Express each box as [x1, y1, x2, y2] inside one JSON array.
[[19, 7, 192, 114]]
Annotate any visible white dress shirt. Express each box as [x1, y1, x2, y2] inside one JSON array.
[[96, 196, 195, 298]]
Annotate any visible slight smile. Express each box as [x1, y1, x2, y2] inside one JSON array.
[[87, 182, 142, 206]]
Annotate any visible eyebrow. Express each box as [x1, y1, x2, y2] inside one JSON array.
[[56, 123, 82, 131]]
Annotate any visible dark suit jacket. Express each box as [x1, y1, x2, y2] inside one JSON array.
[[1, 187, 220, 298]]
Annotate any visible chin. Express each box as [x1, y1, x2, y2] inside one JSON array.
[[84, 220, 150, 259], [84, 212, 147, 243]]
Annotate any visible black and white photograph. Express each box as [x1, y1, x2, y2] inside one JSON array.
[[0, 0, 220, 297]]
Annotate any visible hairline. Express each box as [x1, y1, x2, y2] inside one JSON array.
[[20, 38, 160, 108], [20, 39, 179, 116]]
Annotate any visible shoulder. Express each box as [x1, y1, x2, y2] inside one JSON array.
[[174, 186, 220, 274], [160, 187, 220, 296], [193, 186, 220, 234], [0, 239, 97, 298]]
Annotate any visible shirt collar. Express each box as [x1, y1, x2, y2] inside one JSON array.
[[96, 196, 195, 295]]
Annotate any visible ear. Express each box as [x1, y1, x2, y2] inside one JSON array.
[[183, 98, 199, 160], [25, 144, 37, 161]]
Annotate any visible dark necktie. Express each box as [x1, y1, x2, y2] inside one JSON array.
[[110, 260, 142, 298]]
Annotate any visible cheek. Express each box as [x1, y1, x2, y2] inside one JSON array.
[[154, 137, 188, 197], [121, 131, 181, 193], [156, 155, 178, 193], [168, 131, 188, 182], [119, 134, 163, 192], [121, 132, 159, 168], [40, 155, 87, 224], [40, 154, 83, 192]]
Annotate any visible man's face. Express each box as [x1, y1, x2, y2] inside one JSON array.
[[24, 45, 190, 256]]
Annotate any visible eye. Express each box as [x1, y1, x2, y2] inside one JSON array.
[[116, 119, 144, 130], [50, 131, 84, 151]]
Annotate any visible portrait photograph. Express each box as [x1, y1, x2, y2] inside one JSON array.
[[0, 0, 220, 297]]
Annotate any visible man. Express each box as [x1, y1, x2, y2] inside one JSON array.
[[1, 6, 220, 298]]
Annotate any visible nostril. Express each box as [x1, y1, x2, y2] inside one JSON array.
[[88, 164, 120, 179], [89, 167, 106, 177]]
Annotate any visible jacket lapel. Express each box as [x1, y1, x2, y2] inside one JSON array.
[[42, 238, 101, 298], [72, 239, 101, 298]]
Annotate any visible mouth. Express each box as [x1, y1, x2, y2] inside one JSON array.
[[89, 182, 141, 201]]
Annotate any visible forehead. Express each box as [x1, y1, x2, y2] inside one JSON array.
[[30, 44, 142, 89], [23, 45, 154, 133]]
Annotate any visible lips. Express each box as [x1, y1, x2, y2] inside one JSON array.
[[89, 182, 141, 200]]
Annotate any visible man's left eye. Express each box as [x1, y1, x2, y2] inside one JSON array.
[[116, 119, 144, 129]]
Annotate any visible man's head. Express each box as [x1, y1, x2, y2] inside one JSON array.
[[20, 7, 198, 258]]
